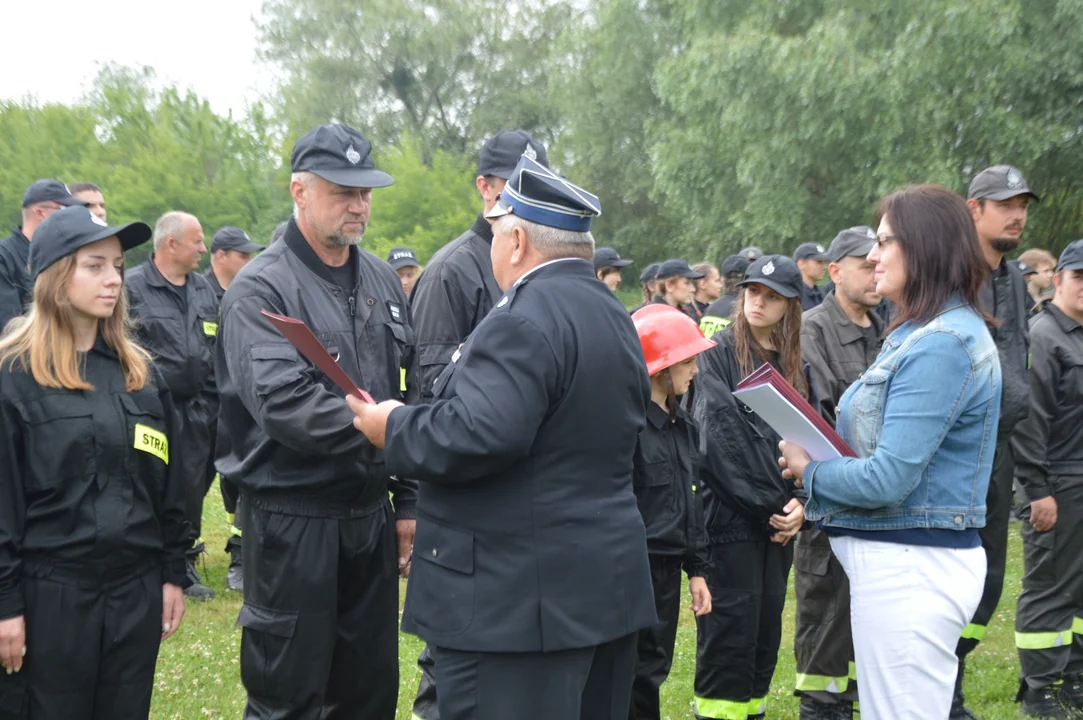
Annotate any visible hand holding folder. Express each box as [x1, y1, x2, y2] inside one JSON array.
[[261, 310, 376, 404], [733, 363, 855, 461]]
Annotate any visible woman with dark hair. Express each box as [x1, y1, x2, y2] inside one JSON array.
[[0, 206, 189, 718], [780, 185, 1002, 719], [691, 255, 808, 720]]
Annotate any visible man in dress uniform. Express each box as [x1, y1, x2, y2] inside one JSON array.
[[404, 129, 547, 720], [348, 155, 657, 720]]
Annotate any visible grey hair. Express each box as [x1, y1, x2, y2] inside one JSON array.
[[153, 211, 196, 251], [291, 171, 317, 219], [494, 214, 595, 260]]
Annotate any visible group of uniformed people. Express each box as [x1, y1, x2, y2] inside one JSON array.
[[0, 113, 1081, 720]]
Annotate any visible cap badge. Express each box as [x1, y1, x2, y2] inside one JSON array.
[[523, 145, 538, 161], [1006, 168, 1023, 189], [91, 214, 108, 227], [816, 244, 825, 253], [866, 228, 876, 239], [345, 145, 361, 165], [762, 260, 776, 276]]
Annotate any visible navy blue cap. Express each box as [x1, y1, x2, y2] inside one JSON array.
[[794, 242, 828, 261], [291, 123, 394, 189], [826, 226, 877, 262], [1058, 240, 1083, 272], [211, 226, 262, 253], [593, 247, 633, 270], [656, 258, 705, 280], [485, 155, 601, 232], [738, 246, 764, 262], [22, 179, 88, 208], [738, 255, 804, 299], [721, 254, 750, 277], [640, 262, 661, 284], [478, 131, 548, 180], [387, 247, 420, 270], [29, 207, 151, 280]]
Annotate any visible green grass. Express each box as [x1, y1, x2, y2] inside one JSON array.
[[152, 484, 1027, 718]]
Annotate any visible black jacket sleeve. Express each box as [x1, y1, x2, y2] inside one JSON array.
[[409, 266, 481, 406], [384, 311, 558, 482], [684, 424, 711, 578], [157, 374, 192, 588], [1011, 328, 1058, 500], [800, 320, 839, 426], [0, 373, 25, 619]]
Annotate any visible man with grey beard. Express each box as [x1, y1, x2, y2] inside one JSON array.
[[214, 123, 418, 719]]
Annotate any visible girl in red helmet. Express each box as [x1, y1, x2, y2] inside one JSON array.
[[689, 255, 811, 720], [628, 304, 716, 720]]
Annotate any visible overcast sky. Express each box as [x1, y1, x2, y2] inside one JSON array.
[[0, 0, 270, 116]]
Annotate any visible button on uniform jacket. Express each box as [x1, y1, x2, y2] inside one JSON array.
[[215, 218, 418, 513], [384, 259, 657, 653], [0, 340, 190, 618], [407, 215, 501, 405]]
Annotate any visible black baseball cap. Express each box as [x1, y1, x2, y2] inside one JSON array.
[[593, 247, 633, 270], [721, 254, 750, 277], [387, 247, 420, 270], [291, 123, 394, 189], [738, 246, 764, 262], [656, 258, 705, 281], [827, 226, 877, 263], [968, 165, 1040, 203], [1057, 240, 1083, 272], [1012, 259, 1035, 276], [29, 206, 151, 281], [211, 226, 263, 254], [22, 179, 88, 208], [793, 242, 828, 261], [738, 255, 804, 299], [477, 130, 548, 180], [640, 262, 661, 284]]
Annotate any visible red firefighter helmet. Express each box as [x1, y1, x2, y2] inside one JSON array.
[[632, 305, 717, 376]]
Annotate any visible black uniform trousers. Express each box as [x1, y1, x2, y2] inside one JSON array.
[[177, 397, 215, 553], [793, 526, 857, 704], [237, 496, 398, 720], [631, 554, 685, 720], [413, 645, 440, 720], [957, 441, 1015, 658], [1016, 476, 1083, 694], [431, 632, 638, 720], [0, 564, 162, 720], [695, 539, 793, 720]]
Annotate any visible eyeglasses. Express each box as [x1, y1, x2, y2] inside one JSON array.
[[876, 235, 899, 248]]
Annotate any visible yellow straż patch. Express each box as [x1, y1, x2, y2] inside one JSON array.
[[203, 321, 219, 337], [134, 423, 169, 464]]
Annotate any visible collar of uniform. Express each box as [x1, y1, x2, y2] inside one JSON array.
[[646, 401, 671, 429], [513, 257, 589, 287], [821, 291, 876, 345], [142, 255, 185, 288], [471, 214, 494, 245], [88, 333, 118, 360], [1046, 302, 1083, 334], [204, 266, 224, 295], [11, 227, 29, 245], [283, 216, 362, 288]]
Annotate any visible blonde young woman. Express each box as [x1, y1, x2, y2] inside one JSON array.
[[0, 206, 189, 719]]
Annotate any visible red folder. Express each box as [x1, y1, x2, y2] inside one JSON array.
[[734, 363, 856, 458], [261, 310, 375, 404]]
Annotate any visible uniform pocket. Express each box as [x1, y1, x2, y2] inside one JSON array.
[[119, 393, 170, 470], [385, 322, 415, 398], [793, 545, 839, 625], [411, 520, 475, 635], [1020, 518, 1057, 589], [22, 395, 95, 488], [236, 602, 300, 701], [0, 672, 26, 719]]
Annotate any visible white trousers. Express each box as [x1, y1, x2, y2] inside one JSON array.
[[830, 535, 986, 719]]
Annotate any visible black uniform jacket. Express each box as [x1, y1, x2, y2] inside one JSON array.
[[634, 403, 710, 577], [692, 328, 805, 545], [215, 218, 418, 513], [801, 291, 884, 426], [985, 259, 1031, 440], [407, 215, 501, 405], [0, 229, 32, 331], [126, 258, 219, 404], [384, 259, 657, 653], [0, 339, 190, 619], [1011, 305, 1083, 501], [204, 266, 226, 302]]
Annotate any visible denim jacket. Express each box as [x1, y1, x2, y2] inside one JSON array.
[[803, 298, 1002, 531]]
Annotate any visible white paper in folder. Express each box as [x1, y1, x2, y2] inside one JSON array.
[[732, 383, 846, 461]]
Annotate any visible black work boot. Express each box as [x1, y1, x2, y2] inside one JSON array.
[[1062, 676, 1083, 711], [951, 658, 979, 719], [1020, 684, 1083, 719], [183, 548, 215, 601], [799, 695, 854, 719], [225, 538, 243, 593]]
